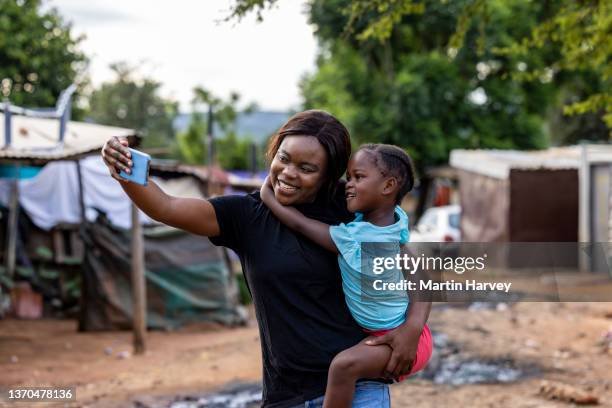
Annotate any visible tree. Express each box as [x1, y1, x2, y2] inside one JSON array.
[[88, 62, 178, 150], [494, 1, 611, 139], [228, 0, 611, 142], [336, 0, 611, 131], [176, 86, 257, 169], [216, 131, 252, 170], [0, 0, 87, 116], [299, 0, 559, 169], [176, 111, 207, 165]]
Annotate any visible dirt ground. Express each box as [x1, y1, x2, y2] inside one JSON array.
[[1, 302, 612, 408]]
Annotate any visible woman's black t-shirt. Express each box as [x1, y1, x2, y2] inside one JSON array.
[[209, 190, 366, 407]]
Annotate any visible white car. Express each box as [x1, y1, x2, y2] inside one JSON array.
[[409, 205, 461, 242]]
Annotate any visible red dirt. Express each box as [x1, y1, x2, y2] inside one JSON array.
[[1, 302, 611, 407]]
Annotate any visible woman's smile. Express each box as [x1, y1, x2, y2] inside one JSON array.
[[269, 135, 328, 205], [277, 178, 300, 194]]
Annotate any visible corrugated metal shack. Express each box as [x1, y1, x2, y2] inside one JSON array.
[[0, 112, 247, 330], [450, 145, 612, 269]]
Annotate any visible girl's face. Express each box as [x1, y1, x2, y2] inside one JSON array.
[[345, 150, 387, 213], [269, 135, 328, 205]]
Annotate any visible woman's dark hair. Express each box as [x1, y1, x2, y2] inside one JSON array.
[[358, 143, 416, 205], [266, 110, 352, 198]]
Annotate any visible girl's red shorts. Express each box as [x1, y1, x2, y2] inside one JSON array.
[[366, 323, 433, 381]]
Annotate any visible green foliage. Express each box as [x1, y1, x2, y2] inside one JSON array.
[[228, 0, 611, 146], [225, 0, 280, 23], [495, 0, 611, 131], [344, 0, 426, 43], [176, 112, 207, 164], [217, 131, 253, 170], [176, 86, 258, 169], [0, 0, 87, 117], [302, 0, 551, 169], [338, 0, 611, 138], [88, 62, 178, 150], [564, 94, 611, 123]]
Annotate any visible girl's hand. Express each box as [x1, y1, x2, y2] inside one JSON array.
[[101, 136, 132, 183], [260, 176, 276, 205]]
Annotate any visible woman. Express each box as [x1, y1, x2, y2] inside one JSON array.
[[101, 110, 430, 407]]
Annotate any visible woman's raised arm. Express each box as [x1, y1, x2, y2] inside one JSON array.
[[101, 137, 220, 237]]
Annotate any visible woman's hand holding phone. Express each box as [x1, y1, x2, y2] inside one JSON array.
[[102, 137, 151, 185], [102, 136, 133, 183]]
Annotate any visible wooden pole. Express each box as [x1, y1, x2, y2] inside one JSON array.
[[5, 172, 19, 278], [75, 159, 87, 332], [75, 160, 86, 222], [207, 104, 214, 166], [131, 203, 146, 354], [1, 168, 18, 313]]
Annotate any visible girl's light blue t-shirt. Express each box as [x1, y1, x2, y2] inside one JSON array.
[[329, 206, 409, 330]]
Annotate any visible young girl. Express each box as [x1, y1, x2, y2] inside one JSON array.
[[260, 143, 432, 408]]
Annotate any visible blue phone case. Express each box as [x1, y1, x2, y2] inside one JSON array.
[[119, 148, 151, 186]]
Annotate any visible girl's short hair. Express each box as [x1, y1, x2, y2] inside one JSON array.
[[266, 110, 352, 198], [358, 144, 416, 204]]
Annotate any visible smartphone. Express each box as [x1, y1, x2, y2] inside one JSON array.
[[119, 148, 151, 186]]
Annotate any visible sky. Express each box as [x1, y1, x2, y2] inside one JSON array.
[[47, 0, 318, 112]]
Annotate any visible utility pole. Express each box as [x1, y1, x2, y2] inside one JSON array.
[[2, 93, 18, 281], [131, 203, 146, 354], [207, 104, 214, 166]]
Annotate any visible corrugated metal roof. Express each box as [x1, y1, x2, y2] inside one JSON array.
[[450, 145, 612, 179], [0, 114, 136, 164]]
